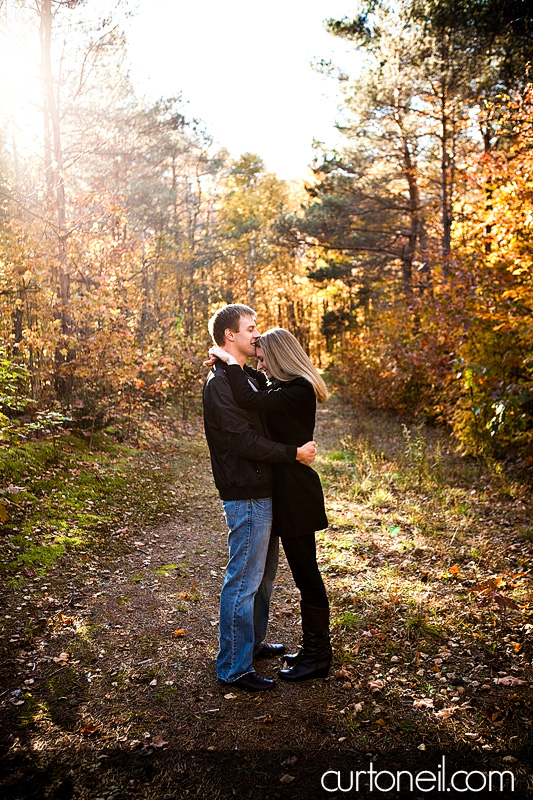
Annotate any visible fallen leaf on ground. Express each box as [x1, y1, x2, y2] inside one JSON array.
[[53, 652, 69, 663], [340, 701, 363, 716], [282, 756, 298, 766], [280, 774, 295, 784], [493, 594, 518, 610], [151, 735, 168, 748], [413, 698, 434, 709], [493, 676, 527, 686], [435, 707, 455, 719], [81, 721, 99, 737], [335, 668, 352, 680]]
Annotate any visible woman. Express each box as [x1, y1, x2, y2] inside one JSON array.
[[209, 327, 331, 682]]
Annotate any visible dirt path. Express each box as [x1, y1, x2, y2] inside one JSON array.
[[1, 397, 533, 799]]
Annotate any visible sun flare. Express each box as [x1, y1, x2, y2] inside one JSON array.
[[0, 21, 42, 135]]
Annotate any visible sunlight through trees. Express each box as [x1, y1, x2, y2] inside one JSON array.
[[1, 0, 532, 473]]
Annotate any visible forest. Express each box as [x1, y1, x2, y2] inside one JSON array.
[[1, 0, 532, 471], [1, 1, 533, 798]]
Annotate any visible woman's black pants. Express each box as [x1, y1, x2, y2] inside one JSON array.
[[280, 533, 329, 609]]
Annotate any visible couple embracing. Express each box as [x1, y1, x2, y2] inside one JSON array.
[[202, 304, 330, 692]]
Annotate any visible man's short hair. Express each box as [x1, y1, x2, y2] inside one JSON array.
[[208, 304, 256, 346]]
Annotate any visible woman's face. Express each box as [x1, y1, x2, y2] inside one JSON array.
[[255, 346, 272, 379]]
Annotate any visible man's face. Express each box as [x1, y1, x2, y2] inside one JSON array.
[[226, 314, 260, 358]]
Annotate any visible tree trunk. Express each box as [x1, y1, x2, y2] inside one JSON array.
[[42, 0, 69, 321], [440, 80, 453, 277], [401, 136, 420, 302], [481, 108, 493, 254], [13, 293, 23, 352], [41, 0, 73, 402], [248, 235, 256, 306], [39, 4, 54, 204]]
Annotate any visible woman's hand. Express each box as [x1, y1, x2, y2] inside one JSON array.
[[208, 346, 238, 366]]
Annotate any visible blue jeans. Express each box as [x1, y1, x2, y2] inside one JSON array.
[[217, 497, 278, 682]]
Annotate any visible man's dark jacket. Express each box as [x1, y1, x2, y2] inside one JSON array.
[[203, 362, 297, 501]]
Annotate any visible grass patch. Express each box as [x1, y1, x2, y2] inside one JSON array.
[[332, 610, 361, 630], [155, 564, 179, 576], [0, 413, 204, 585]]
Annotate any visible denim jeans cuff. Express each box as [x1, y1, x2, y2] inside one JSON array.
[[219, 668, 255, 683]]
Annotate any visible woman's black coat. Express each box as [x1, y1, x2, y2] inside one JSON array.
[[223, 363, 328, 537]]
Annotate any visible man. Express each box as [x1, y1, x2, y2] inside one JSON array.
[[203, 304, 317, 691]]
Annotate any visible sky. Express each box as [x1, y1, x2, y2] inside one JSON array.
[[125, 0, 361, 180]]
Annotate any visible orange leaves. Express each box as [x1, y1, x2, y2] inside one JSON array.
[[470, 575, 522, 615], [440, 564, 462, 580], [173, 629, 186, 637], [81, 721, 99, 737]]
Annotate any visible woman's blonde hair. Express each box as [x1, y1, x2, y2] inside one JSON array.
[[256, 328, 328, 403]]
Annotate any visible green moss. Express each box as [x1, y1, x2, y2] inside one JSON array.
[[17, 694, 50, 727], [10, 542, 66, 568], [1, 425, 190, 585], [47, 667, 82, 696], [116, 595, 130, 605], [155, 564, 178, 575]]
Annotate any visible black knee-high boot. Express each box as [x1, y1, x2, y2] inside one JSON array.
[[279, 603, 331, 681]]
